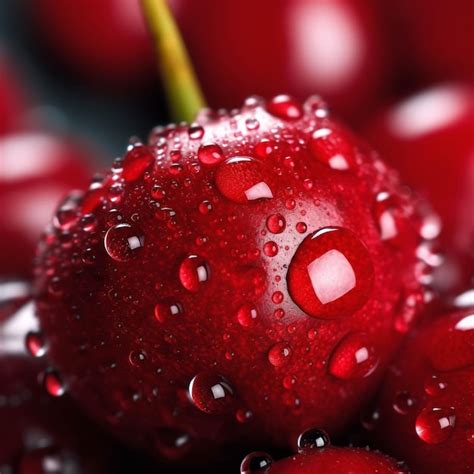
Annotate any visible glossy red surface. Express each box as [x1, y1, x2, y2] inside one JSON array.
[[0, 132, 94, 277], [34, 96, 432, 463]]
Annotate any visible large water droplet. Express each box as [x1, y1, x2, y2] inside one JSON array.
[[188, 373, 235, 414], [267, 95, 303, 120], [328, 333, 379, 380], [240, 452, 273, 474], [215, 157, 273, 204], [287, 227, 374, 318], [297, 428, 330, 453], [416, 406, 456, 444], [104, 223, 144, 262], [179, 255, 210, 292]]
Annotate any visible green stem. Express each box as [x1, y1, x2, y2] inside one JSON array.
[[141, 0, 207, 122]]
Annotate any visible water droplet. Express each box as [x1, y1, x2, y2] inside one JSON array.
[[179, 255, 210, 292], [188, 373, 235, 414], [393, 390, 417, 414], [236, 408, 253, 423], [263, 241, 278, 257], [416, 406, 456, 444], [245, 118, 260, 130], [154, 302, 183, 323], [198, 200, 213, 215], [151, 184, 166, 200], [310, 128, 354, 170], [53, 193, 81, 230], [272, 291, 284, 304], [287, 227, 374, 318], [240, 452, 273, 474], [268, 342, 292, 367], [424, 375, 448, 397], [267, 95, 303, 120], [129, 350, 147, 367], [122, 146, 154, 182], [104, 223, 144, 262], [237, 304, 259, 327], [25, 331, 47, 357], [328, 333, 379, 380], [43, 369, 66, 397], [108, 182, 124, 203], [215, 157, 273, 204], [188, 124, 204, 140], [266, 214, 286, 234], [296, 222, 307, 233], [283, 375, 296, 389], [255, 139, 275, 159], [297, 428, 330, 453], [304, 95, 329, 118], [198, 143, 224, 166]]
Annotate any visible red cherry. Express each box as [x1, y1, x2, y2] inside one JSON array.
[[0, 281, 118, 473], [372, 308, 474, 473], [241, 429, 406, 473], [34, 96, 432, 463], [0, 55, 27, 136], [172, 0, 389, 120], [0, 132, 94, 277], [365, 84, 474, 291], [30, 0, 156, 89]]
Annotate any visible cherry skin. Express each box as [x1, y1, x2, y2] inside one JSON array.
[[172, 0, 389, 121], [383, 0, 474, 82], [30, 0, 156, 90], [0, 55, 27, 136], [365, 84, 474, 291], [372, 308, 474, 474], [0, 281, 119, 473], [0, 132, 94, 277], [241, 429, 406, 473], [34, 95, 433, 463]]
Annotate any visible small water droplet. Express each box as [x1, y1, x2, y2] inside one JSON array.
[[424, 375, 448, 397], [310, 128, 354, 170], [255, 139, 275, 159], [266, 213, 286, 234], [179, 255, 210, 292], [297, 428, 330, 453], [43, 369, 66, 397], [25, 331, 47, 357], [268, 342, 292, 367], [104, 223, 144, 262], [393, 390, 417, 414], [236, 408, 253, 423], [328, 333, 379, 380], [287, 227, 374, 318], [129, 350, 147, 367], [198, 143, 224, 166], [188, 373, 235, 414], [416, 406, 456, 444], [237, 304, 259, 327], [154, 302, 183, 323], [198, 200, 213, 215], [245, 118, 260, 130], [272, 291, 284, 304], [263, 241, 278, 257], [122, 146, 154, 182], [267, 95, 303, 120], [240, 452, 273, 474], [296, 222, 307, 234], [188, 125, 204, 140]]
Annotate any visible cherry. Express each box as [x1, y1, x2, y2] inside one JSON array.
[[171, 0, 390, 121], [364, 84, 474, 292], [34, 96, 433, 463], [241, 429, 406, 473], [0, 55, 27, 136], [0, 132, 94, 277], [30, 0, 156, 89], [372, 308, 474, 474], [0, 281, 119, 473]]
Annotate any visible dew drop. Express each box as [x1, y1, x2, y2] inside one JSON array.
[[296, 222, 307, 234], [198, 143, 224, 166], [122, 146, 154, 182], [297, 428, 330, 453], [287, 227, 374, 318], [268, 342, 292, 367], [266, 213, 286, 234], [104, 223, 144, 262], [179, 255, 210, 292], [237, 304, 259, 327], [267, 95, 303, 120], [393, 390, 417, 414], [43, 369, 66, 397], [416, 406, 456, 444], [240, 452, 273, 474], [215, 156, 274, 204], [328, 333, 379, 380], [25, 331, 47, 358], [188, 373, 235, 414]]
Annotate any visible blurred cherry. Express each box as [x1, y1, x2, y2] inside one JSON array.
[[0, 132, 94, 277], [0, 54, 27, 135], [171, 0, 389, 121], [365, 84, 474, 292], [30, 0, 156, 90]]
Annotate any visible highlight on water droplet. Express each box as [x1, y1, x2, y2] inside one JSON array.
[[297, 428, 330, 453], [240, 452, 274, 474], [287, 227, 374, 318], [415, 406, 456, 444], [188, 372, 235, 414], [104, 223, 144, 262]]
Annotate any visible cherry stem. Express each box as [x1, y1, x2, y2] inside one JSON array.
[[141, 0, 207, 122]]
